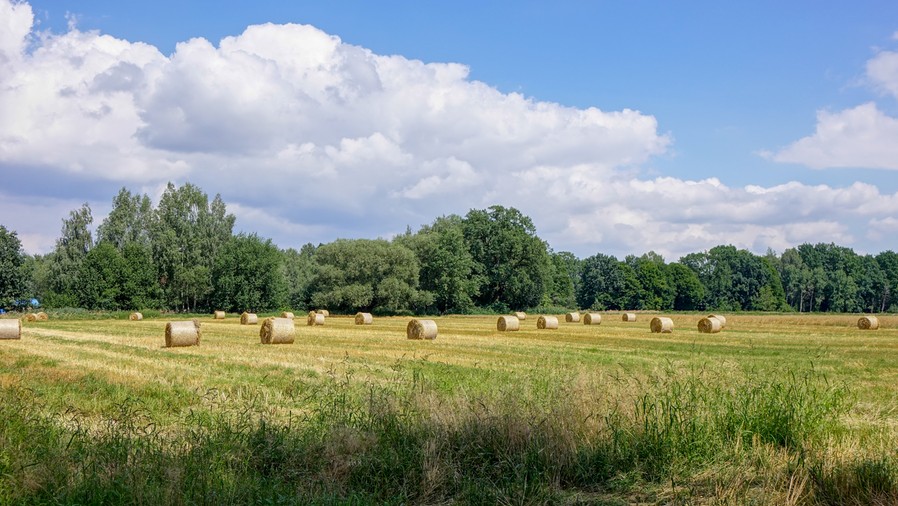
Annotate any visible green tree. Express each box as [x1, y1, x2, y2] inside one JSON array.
[[282, 243, 318, 310], [120, 242, 161, 309], [545, 251, 580, 308], [211, 234, 287, 312], [795, 243, 863, 312], [96, 187, 153, 249], [876, 251, 898, 312], [626, 252, 674, 310], [0, 225, 26, 307], [681, 245, 786, 311], [20, 253, 52, 304], [667, 262, 704, 310], [151, 183, 235, 311], [75, 241, 124, 310], [47, 203, 93, 307], [402, 216, 480, 314], [308, 239, 430, 314], [463, 206, 550, 311], [577, 253, 640, 310]]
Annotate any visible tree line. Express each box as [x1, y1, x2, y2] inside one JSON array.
[[1, 183, 896, 315]]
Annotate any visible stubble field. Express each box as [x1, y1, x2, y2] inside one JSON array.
[[1, 312, 896, 504]]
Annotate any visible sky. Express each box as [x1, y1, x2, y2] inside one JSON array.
[[2, 0, 898, 260]]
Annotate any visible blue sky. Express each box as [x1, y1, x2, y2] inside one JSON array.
[[3, 0, 898, 258]]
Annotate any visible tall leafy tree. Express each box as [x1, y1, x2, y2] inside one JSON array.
[[211, 234, 287, 312], [151, 183, 235, 311], [545, 251, 580, 308], [667, 262, 704, 310], [0, 225, 26, 307], [681, 245, 786, 311], [308, 239, 430, 314], [626, 252, 675, 310], [463, 206, 550, 311], [402, 216, 480, 314], [47, 203, 93, 307], [75, 241, 124, 310], [876, 251, 898, 312], [282, 243, 318, 310], [96, 187, 153, 249], [120, 242, 162, 309], [577, 253, 640, 310]]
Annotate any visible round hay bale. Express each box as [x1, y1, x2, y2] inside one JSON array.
[[281, 311, 295, 319], [858, 315, 880, 330], [407, 319, 438, 340], [355, 312, 373, 325], [537, 315, 559, 330], [213, 310, 226, 320], [564, 312, 581, 323], [240, 312, 258, 325], [514, 312, 527, 320], [260, 317, 295, 344], [307, 311, 325, 326], [36, 312, 48, 321], [583, 313, 602, 325], [129, 312, 143, 321], [698, 317, 722, 334], [316, 309, 330, 316], [707, 314, 727, 328], [622, 313, 637, 322], [165, 320, 201, 347], [0, 320, 22, 340], [24, 313, 38, 322], [497, 315, 520, 332], [650, 317, 674, 334]]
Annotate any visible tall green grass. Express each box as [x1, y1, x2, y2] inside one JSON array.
[[2, 361, 891, 504]]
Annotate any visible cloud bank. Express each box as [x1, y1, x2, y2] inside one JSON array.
[[768, 41, 898, 171], [1, 0, 897, 260]]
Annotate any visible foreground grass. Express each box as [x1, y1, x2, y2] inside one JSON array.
[[0, 312, 896, 504]]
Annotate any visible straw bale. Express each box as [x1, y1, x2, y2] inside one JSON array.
[[307, 311, 325, 326], [497, 315, 520, 331], [650, 317, 674, 333], [281, 311, 295, 319], [583, 313, 602, 325], [129, 312, 143, 321], [707, 314, 727, 328], [564, 312, 581, 323], [514, 312, 527, 320], [240, 312, 258, 325], [260, 317, 295, 344], [0, 320, 21, 340], [537, 315, 559, 330], [24, 313, 37, 322], [36, 312, 48, 321], [698, 317, 722, 333], [622, 312, 637, 322], [355, 312, 373, 325], [213, 310, 226, 319], [858, 315, 880, 330], [407, 319, 438, 340], [165, 320, 201, 347], [316, 309, 330, 316]]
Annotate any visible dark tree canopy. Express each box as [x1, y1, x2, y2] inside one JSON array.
[[463, 205, 550, 311], [0, 225, 26, 307], [211, 234, 286, 312], [5, 184, 897, 315]]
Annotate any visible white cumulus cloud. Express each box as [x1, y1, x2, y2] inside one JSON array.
[[767, 40, 898, 171], [1, 0, 897, 260]]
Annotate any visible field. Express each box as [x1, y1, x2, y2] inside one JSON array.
[[1, 312, 897, 504]]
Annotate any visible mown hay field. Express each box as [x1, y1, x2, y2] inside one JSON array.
[[1, 312, 897, 504]]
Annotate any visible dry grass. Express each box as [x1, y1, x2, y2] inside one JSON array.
[[2, 312, 898, 503]]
